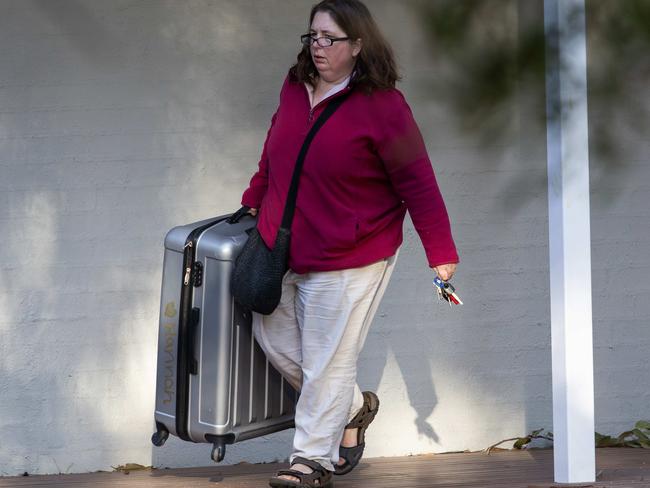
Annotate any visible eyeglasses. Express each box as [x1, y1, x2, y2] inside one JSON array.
[[300, 34, 350, 47]]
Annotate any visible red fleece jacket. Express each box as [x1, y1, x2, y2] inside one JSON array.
[[241, 73, 459, 274]]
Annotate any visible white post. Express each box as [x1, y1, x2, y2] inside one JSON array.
[[544, 0, 595, 483]]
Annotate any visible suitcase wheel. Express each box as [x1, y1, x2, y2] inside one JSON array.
[[211, 443, 226, 463], [151, 428, 169, 447]]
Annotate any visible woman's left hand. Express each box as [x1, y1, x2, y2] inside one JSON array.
[[433, 263, 457, 281]]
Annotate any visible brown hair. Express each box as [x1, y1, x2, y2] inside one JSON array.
[[288, 0, 401, 94]]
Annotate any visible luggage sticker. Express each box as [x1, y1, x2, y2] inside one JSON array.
[[162, 301, 178, 405]]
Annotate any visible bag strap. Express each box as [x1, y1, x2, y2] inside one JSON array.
[[280, 92, 351, 230]]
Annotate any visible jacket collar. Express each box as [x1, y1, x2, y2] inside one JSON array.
[[304, 70, 354, 109]]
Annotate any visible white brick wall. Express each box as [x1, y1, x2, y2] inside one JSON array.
[[1, 0, 648, 477]]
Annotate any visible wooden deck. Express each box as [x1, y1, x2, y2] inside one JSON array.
[[1, 448, 649, 487]]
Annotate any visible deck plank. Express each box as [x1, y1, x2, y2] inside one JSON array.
[[1, 449, 649, 487]]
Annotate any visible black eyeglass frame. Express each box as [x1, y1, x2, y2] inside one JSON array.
[[300, 34, 351, 47]]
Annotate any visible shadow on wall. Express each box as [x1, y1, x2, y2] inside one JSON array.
[[2, 0, 648, 477], [0, 0, 304, 475], [367, 0, 554, 453], [415, 0, 650, 208], [408, 0, 650, 449], [0, 0, 165, 475], [0, 0, 140, 475], [0, 0, 551, 474]]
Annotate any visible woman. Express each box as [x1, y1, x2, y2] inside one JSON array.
[[239, 1, 459, 486]]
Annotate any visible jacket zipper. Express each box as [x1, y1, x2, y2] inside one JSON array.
[[305, 85, 351, 125]]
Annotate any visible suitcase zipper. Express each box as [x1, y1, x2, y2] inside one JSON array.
[[175, 217, 226, 442], [183, 242, 193, 285]]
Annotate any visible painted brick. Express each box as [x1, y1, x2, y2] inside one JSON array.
[[0, 0, 648, 477]]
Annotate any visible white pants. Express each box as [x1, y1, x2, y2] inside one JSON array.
[[252, 250, 399, 472]]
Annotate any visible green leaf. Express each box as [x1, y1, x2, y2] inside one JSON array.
[[635, 420, 650, 430], [595, 433, 620, 447], [616, 430, 636, 442], [633, 429, 650, 442], [624, 439, 642, 448], [513, 437, 531, 449]]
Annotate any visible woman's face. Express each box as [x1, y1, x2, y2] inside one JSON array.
[[309, 11, 361, 82]]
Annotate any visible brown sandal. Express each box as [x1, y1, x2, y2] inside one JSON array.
[[269, 456, 334, 488], [334, 391, 380, 476]]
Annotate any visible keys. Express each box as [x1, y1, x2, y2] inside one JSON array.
[[433, 276, 463, 306]]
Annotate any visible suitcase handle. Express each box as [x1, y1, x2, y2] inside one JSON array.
[[188, 307, 200, 375], [226, 206, 251, 224]]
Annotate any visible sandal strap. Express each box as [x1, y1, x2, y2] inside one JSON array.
[[274, 458, 332, 487], [276, 468, 306, 480], [339, 443, 365, 459], [345, 391, 379, 429], [335, 392, 378, 477], [338, 443, 365, 467], [291, 456, 328, 475], [346, 407, 371, 429]]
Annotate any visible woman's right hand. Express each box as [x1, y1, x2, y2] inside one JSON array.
[[248, 208, 258, 216]]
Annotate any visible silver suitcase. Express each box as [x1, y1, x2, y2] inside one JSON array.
[[151, 213, 298, 462]]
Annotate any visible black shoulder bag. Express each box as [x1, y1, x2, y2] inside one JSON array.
[[230, 92, 350, 315]]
